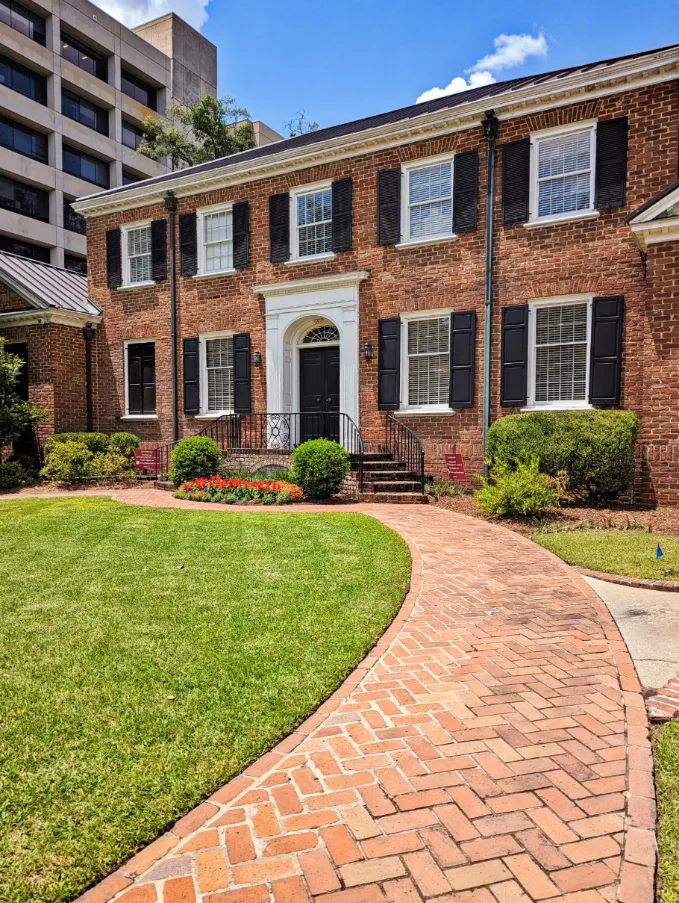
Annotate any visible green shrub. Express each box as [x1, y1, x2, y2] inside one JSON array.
[[168, 436, 222, 488], [0, 460, 27, 489], [91, 450, 136, 479], [108, 432, 141, 462], [291, 439, 350, 499], [40, 441, 93, 482], [486, 410, 639, 500], [425, 480, 466, 498], [45, 432, 110, 454], [474, 457, 563, 518]]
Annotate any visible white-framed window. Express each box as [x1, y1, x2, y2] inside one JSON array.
[[527, 297, 592, 409], [122, 223, 153, 286], [401, 155, 454, 244], [198, 205, 234, 275], [290, 182, 333, 260], [200, 332, 234, 414], [123, 339, 156, 417], [530, 123, 596, 223], [400, 311, 450, 411]]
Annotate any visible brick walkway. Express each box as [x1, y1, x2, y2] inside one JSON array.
[[4, 488, 655, 903]]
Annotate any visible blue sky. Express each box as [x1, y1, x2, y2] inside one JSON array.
[[101, 0, 679, 136]]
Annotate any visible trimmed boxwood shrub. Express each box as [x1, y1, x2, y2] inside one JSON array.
[[108, 432, 141, 463], [45, 432, 110, 454], [486, 410, 639, 500], [0, 460, 28, 489], [40, 441, 94, 482], [291, 439, 350, 499], [168, 435, 222, 488]]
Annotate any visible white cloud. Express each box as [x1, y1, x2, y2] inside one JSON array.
[[468, 33, 547, 73], [97, 0, 209, 30], [416, 71, 496, 104], [416, 32, 547, 104]]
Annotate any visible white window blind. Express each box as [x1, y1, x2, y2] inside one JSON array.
[[407, 317, 450, 406], [296, 188, 332, 257], [407, 162, 452, 240], [203, 210, 233, 272], [536, 129, 593, 219], [205, 336, 234, 412], [127, 225, 152, 283], [533, 303, 588, 403]]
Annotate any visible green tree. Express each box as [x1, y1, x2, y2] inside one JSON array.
[[0, 340, 43, 450], [138, 95, 257, 169], [284, 109, 319, 137]]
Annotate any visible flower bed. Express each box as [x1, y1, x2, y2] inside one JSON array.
[[174, 475, 303, 504]]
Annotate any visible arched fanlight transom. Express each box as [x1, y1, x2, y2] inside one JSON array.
[[301, 325, 340, 344]]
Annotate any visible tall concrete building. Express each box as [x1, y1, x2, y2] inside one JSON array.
[[0, 2, 280, 272]]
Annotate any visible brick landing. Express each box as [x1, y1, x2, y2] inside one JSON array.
[[5, 490, 655, 903]]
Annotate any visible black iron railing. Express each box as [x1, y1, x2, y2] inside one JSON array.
[[155, 412, 364, 489], [383, 413, 425, 493]]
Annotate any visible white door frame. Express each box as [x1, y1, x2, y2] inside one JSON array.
[[254, 271, 369, 428]]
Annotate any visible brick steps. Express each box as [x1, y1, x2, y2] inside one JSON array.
[[352, 452, 426, 504]]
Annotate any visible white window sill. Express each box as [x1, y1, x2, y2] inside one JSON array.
[[194, 413, 234, 419], [521, 403, 593, 412], [395, 234, 458, 250], [284, 252, 336, 266], [120, 414, 158, 420], [397, 406, 454, 416], [194, 269, 236, 280], [524, 211, 600, 230], [117, 281, 156, 291]]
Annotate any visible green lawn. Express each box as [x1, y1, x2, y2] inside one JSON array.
[[656, 719, 679, 903], [533, 529, 679, 580], [0, 498, 410, 903]]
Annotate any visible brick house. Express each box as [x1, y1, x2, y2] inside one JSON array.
[[0, 252, 101, 450], [48, 42, 678, 502]]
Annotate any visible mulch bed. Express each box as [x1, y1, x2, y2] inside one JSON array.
[[431, 493, 679, 538]]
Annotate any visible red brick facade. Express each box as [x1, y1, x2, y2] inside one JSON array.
[[0, 286, 89, 441], [51, 75, 679, 503]]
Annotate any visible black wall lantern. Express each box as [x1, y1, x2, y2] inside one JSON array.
[[363, 341, 373, 361], [253, 349, 262, 366]]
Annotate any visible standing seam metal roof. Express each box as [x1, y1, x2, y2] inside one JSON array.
[[0, 252, 100, 316]]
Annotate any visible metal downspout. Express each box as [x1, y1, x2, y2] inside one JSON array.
[[481, 111, 499, 476], [164, 191, 179, 442]]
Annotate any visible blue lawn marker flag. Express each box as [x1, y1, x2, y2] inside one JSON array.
[[657, 544, 664, 559]]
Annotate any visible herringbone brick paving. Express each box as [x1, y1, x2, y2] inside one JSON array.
[[4, 489, 654, 903]]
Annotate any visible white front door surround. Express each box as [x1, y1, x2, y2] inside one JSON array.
[[254, 271, 369, 428]]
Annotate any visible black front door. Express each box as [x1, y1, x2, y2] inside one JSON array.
[[300, 346, 340, 442], [4, 342, 35, 457]]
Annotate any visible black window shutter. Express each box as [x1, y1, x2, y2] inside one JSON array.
[[233, 332, 251, 413], [595, 118, 628, 210], [269, 193, 290, 262], [449, 310, 476, 408], [331, 177, 352, 252], [502, 138, 531, 225], [377, 168, 401, 246], [378, 317, 400, 410], [232, 200, 250, 269], [453, 150, 479, 233], [151, 218, 167, 282], [106, 228, 121, 288], [179, 212, 197, 276], [127, 342, 155, 414], [500, 305, 529, 406], [589, 296, 624, 405], [142, 343, 156, 415], [183, 337, 200, 414], [127, 343, 142, 414]]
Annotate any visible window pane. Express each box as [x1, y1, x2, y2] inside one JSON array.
[[205, 337, 234, 412], [407, 317, 450, 406], [538, 131, 591, 179], [534, 303, 588, 403], [537, 130, 592, 218], [203, 211, 233, 271], [296, 189, 332, 256], [408, 162, 452, 239], [538, 172, 590, 218], [128, 226, 152, 283]]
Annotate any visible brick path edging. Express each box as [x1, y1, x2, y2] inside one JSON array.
[[575, 565, 679, 592], [3, 489, 657, 903]]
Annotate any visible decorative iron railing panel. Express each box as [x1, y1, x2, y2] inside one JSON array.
[[154, 412, 364, 489], [383, 413, 425, 493]]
